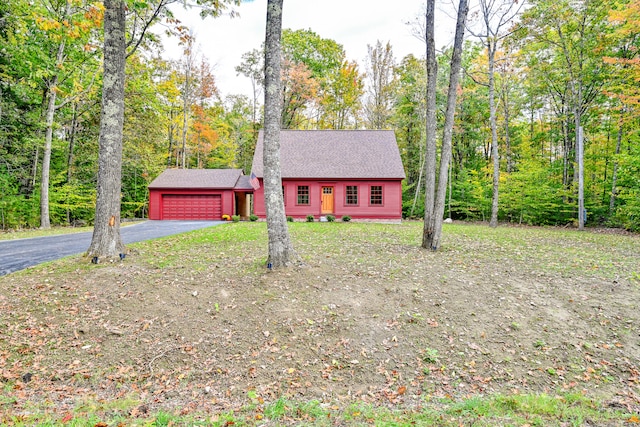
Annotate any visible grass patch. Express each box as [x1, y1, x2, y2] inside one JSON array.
[[3, 392, 631, 426], [440, 222, 639, 280], [0, 225, 94, 240], [445, 392, 627, 426], [0, 221, 144, 241]]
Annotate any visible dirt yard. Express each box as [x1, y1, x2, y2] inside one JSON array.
[[1, 222, 639, 420]]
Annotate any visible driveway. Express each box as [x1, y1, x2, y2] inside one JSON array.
[[0, 220, 224, 276]]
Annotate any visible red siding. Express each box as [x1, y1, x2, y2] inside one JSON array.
[[148, 188, 235, 220], [252, 179, 403, 220]]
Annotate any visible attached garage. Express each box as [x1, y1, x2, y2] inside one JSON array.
[[148, 169, 253, 220], [161, 194, 222, 220]]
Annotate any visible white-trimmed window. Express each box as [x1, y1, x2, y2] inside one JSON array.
[[370, 185, 383, 205], [297, 185, 309, 205], [346, 186, 358, 205]]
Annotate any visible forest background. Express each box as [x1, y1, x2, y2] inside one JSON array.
[[0, 0, 638, 232]]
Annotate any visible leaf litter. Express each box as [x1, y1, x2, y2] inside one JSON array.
[[0, 222, 639, 421]]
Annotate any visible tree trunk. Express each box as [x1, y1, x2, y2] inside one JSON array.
[[31, 146, 39, 192], [87, 0, 125, 259], [422, 0, 438, 248], [573, 78, 584, 229], [430, 0, 468, 249], [66, 102, 79, 224], [562, 114, 572, 189], [502, 83, 513, 173], [263, 0, 296, 268], [39, 39, 66, 229], [577, 121, 584, 229], [167, 108, 175, 166], [609, 116, 623, 214], [181, 57, 191, 169], [488, 40, 500, 228], [66, 103, 78, 184], [529, 94, 535, 148], [410, 154, 425, 218], [424, 0, 468, 250], [40, 74, 58, 229]]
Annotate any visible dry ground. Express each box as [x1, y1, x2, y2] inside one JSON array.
[[1, 221, 639, 422]]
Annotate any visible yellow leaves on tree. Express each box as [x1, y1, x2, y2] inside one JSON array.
[[190, 105, 219, 168], [35, 16, 62, 32], [34, 2, 102, 42], [604, 0, 640, 106], [609, 0, 640, 37], [84, 2, 105, 27]]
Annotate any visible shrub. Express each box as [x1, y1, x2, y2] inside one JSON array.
[[249, 214, 259, 222], [326, 215, 335, 222], [231, 215, 241, 222], [287, 216, 294, 222], [341, 215, 351, 222], [306, 215, 315, 222]]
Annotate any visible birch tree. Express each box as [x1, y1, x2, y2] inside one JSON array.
[[467, 0, 523, 228], [263, 0, 296, 268], [423, 0, 469, 250], [422, 0, 438, 246]]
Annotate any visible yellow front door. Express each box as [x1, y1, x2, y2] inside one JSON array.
[[321, 186, 334, 214]]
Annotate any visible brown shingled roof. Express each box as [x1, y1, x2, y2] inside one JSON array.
[[148, 169, 244, 189], [251, 130, 405, 179]]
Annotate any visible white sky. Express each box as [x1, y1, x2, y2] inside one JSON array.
[[163, 0, 457, 99]]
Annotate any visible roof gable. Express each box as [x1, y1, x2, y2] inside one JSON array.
[[148, 169, 244, 189], [251, 130, 406, 179]]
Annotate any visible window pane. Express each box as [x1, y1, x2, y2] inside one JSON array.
[[346, 185, 358, 205], [297, 185, 309, 205], [370, 186, 383, 205]]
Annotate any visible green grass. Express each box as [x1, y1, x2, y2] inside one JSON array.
[[0, 225, 94, 240], [0, 221, 143, 241], [439, 222, 639, 280], [284, 221, 639, 281], [2, 392, 633, 426], [17, 220, 638, 287]]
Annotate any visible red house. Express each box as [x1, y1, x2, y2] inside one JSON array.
[[148, 168, 253, 220], [251, 130, 405, 221]]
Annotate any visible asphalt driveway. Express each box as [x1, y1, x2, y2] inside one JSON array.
[[0, 220, 224, 276]]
